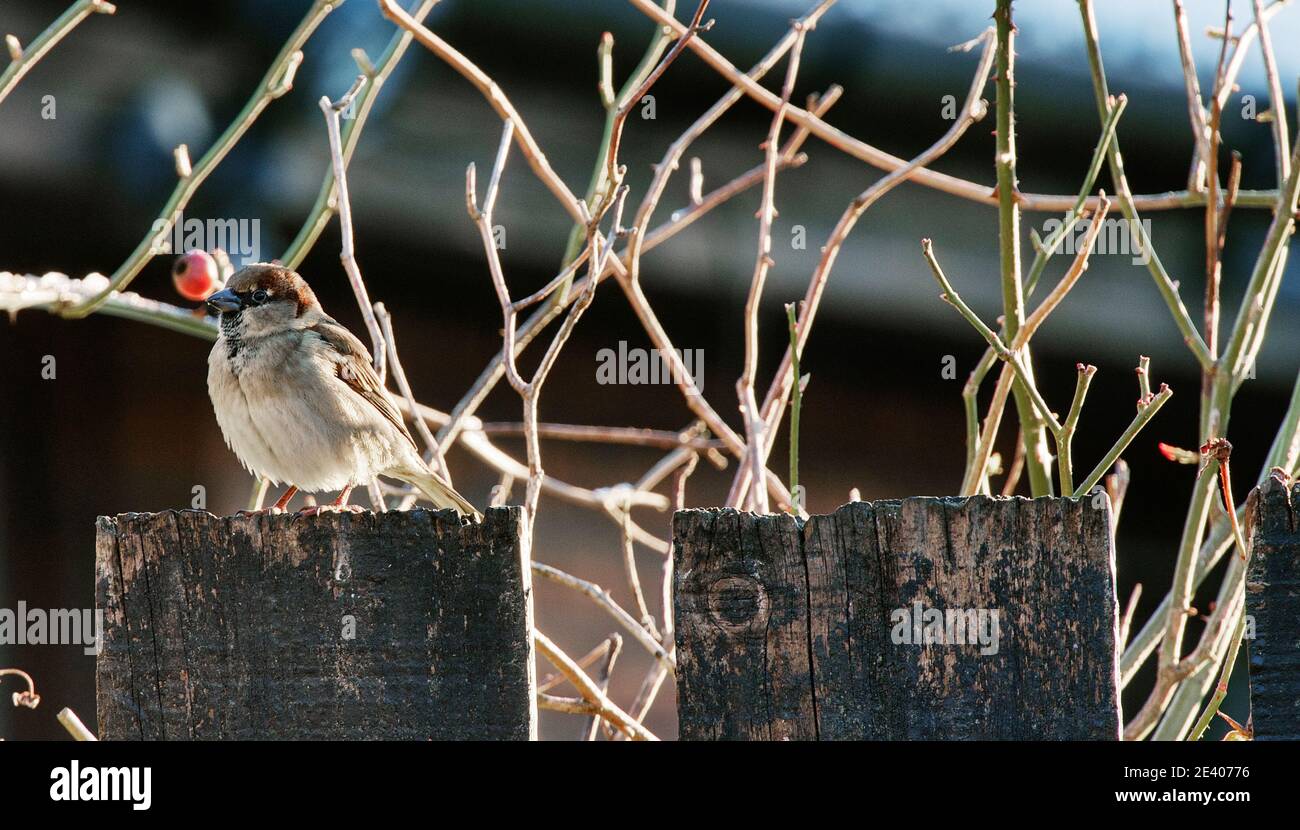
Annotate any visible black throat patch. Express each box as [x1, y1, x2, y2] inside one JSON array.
[[221, 312, 243, 361]]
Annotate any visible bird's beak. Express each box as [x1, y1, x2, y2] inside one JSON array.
[[205, 288, 241, 315]]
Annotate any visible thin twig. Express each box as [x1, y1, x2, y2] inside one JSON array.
[[583, 634, 623, 741], [561, 0, 683, 269], [65, 0, 336, 317], [438, 119, 819, 495], [466, 116, 632, 523], [1188, 609, 1247, 741], [624, 0, 1280, 213], [57, 707, 98, 741], [604, 1, 713, 199], [992, 0, 1053, 496], [1077, 0, 1214, 371], [1212, 0, 1292, 117], [965, 96, 1125, 493], [395, 396, 671, 512], [622, 447, 698, 733], [1059, 363, 1097, 495], [375, 302, 451, 481], [1205, 153, 1242, 366], [389, 0, 788, 507], [1071, 383, 1172, 498], [733, 21, 809, 513], [1202, 439, 1249, 561], [0, 0, 116, 106], [734, 26, 997, 507], [379, 0, 591, 227], [921, 239, 1061, 435], [533, 561, 675, 675], [1127, 443, 1256, 739], [999, 425, 1026, 496], [619, 509, 658, 635], [1119, 583, 1142, 649], [1017, 193, 1112, 350], [1025, 95, 1127, 299], [923, 229, 1172, 501], [1252, 0, 1291, 187], [282, 0, 441, 268], [786, 302, 803, 512], [536, 638, 616, 693], [2, 272, 218, 339], [1172, 1, 1210, 192], [477, 421, 723, 451], [1106, 459, 1132, 535], [1203, 4, 1233, 361], [320, 77, 387, 381], [537, 693, 600, 716], [533, 629, 657, 741]]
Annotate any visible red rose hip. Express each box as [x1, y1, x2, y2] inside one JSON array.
[[173, 250, 221, 302]]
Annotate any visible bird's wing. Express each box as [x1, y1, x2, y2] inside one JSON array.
[[308, 318, 420, 452]]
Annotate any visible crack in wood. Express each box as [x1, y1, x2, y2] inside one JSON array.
[[95, 507, 535, 740], [674, 497, 1121, 740]]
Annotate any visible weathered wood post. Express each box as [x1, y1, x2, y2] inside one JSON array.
[[96, 508, 535, 740], [1246, 475, 1300, 740], [673, 497, 1120, 740]]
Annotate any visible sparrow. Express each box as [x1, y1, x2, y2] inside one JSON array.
[[205, 263, 479, 517]]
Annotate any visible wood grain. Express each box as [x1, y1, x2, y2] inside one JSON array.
[[96, 507, 535, 740], [1246, 475, 1300, 740], [674, 497, 1120, 740]]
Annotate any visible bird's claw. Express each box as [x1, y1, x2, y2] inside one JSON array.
[[235, 506, 286, 517], [297, 504, 366, 516]]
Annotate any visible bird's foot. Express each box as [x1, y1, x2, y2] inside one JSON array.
[[297, 504, 367, 516], [235, 506, 285, 517], [235, 485, 298, 516]]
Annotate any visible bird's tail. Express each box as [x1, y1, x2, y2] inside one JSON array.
[[393, 466, 481, 519]]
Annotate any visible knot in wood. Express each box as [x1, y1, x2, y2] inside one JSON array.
[[706, 574, 768, 635]]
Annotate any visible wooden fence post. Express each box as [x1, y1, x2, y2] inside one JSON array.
[[1246, 475, 1300, 740], [673, 497, 1120, 740], [96, 508, 536, 740]]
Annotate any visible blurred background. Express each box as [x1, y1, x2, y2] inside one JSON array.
[[2, 0, 1297, 740]]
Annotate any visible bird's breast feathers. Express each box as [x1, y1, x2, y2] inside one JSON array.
[[207, 328, 413, 492]]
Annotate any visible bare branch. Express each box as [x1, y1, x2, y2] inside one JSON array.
[[320, 80, 387, 382], [64, 0, 338, 317], [625, 0, 1280, 213], [533, 561, 675, 676], [533, 629, 658, 741], [0, 0, 116, 106]]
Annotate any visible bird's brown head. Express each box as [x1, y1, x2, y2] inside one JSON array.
[[206, 264, 321, 337]]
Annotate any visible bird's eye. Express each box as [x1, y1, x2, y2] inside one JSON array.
[[251, 289, 269, 304]]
